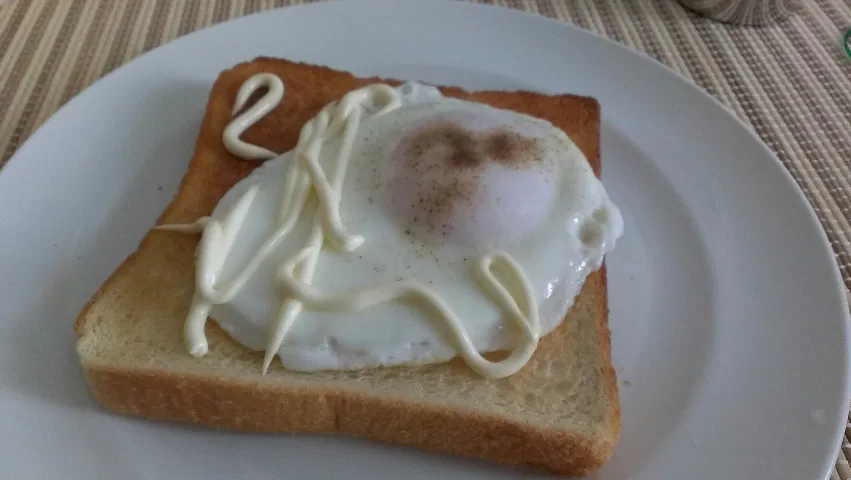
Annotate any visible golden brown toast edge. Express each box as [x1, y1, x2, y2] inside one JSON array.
[[74, 57, 619, 476]]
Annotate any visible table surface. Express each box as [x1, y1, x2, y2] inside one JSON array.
[[1, 0, 849, 476]]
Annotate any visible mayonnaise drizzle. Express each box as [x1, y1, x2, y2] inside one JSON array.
[[157, 73, 544, 379], [277, 248, 540, 379], [223, 73, 285, 160], [154, 217, 209, 233]]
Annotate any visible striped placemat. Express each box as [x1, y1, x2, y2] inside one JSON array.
[[0, 0, 849, 476]]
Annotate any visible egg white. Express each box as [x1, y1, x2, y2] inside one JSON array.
[[206, 83, 622, 371]]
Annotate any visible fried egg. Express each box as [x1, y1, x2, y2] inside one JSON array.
[[207, 82, 623, 371]]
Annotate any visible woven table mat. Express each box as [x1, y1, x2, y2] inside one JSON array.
[[1, 0, 849, 476]]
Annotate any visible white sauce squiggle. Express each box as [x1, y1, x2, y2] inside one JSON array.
[[222, 73, 284, 160], [277, 248, 540, 379], [157, 73, 544, 379], [154, 217, 209, 233]]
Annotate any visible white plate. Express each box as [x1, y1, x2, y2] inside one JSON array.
[[0, 1, 848, 479]]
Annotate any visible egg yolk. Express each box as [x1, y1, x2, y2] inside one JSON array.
[[384, 110, 558, 249]]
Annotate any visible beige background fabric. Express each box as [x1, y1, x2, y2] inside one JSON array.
[[1, 0, 849, 476]]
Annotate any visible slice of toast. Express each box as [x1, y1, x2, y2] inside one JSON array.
[[74, 57, 619, 476]]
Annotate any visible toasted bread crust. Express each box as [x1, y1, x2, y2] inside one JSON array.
[[75, 57, 619, 476], [81, 267, 611, 476]]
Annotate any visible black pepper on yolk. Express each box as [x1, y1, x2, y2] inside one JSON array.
[[385, 117, 553, 248]]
